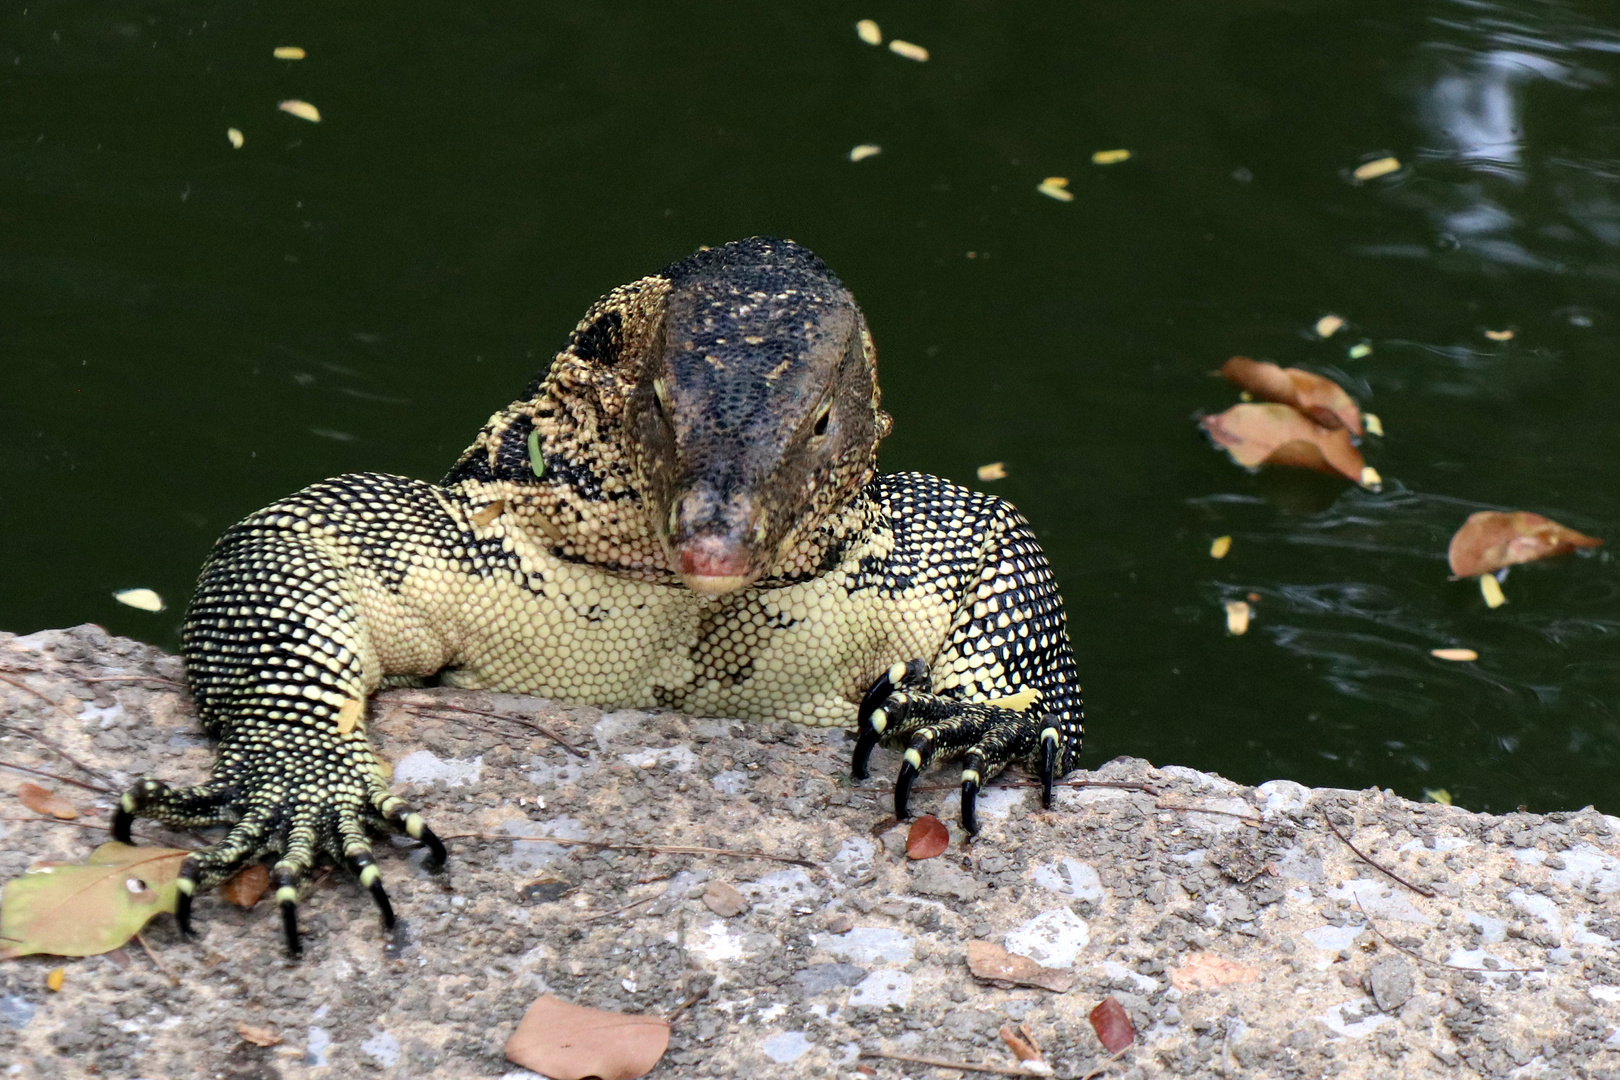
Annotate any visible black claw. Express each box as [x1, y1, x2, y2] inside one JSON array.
[[175, 886, 196, 939], [417, 824, 448, 869], [853, 673, 899, 781], [369, 881, 396, 929], [112, 806, 134, 845], [280, 900, 302, 958], [1041, 733, 1059, 809], [894, 760, 918, 820], [961, 777, 981, 835]]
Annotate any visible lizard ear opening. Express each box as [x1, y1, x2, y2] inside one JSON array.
[[569, 310, 625, 367]]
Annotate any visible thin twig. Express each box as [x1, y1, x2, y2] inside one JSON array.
[[1353, 897, 1542, 974], [859, 1050, 1036, 1076], [74, 674, 187, 689], [910, 778, 1160, 796], [1155, 801, 1262, 825], [448, 832, 816, 868], [136, 931, 180, 986], [1, 760, 114, 793], [578, 875, 674, 923], [1322, 811, 1436, 898], [0, 723, 116, 789], [398, 701, 588, 759], [1080, 1045, 1134, 1080], [664, 980, 711, 1024], [0, 671, 74, 715], [0, 816, 178, 844]]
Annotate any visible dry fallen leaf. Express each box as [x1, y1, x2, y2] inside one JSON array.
[[1036, 177, 1073, 202], [470, 499, 505, 527], [226, 127, 245, 149], [220, 864, 270, 909], [1000, 1022, 1042, 1061], [906, 815, 949, 860], [855, 19, 882, 45], [849, 144, 882, 162], [701, 880, 748, 918], [1479, 573, 1507, 609], [888, 39, 929, 61], [278, 99, 322, 123], [977, 461, 1007, 482], [1314, 314, 1345, 338], [335, 698, 363, 735], [1088, 996, 1136, 1053], [1353, 156, 1401, 181], [18, 782, 78, 820], [113, 588, 165, 612], [1447, 510, 1602, 578], [1224, 600, 1251, 636], [1091, 149, 1131, 165], [237, 1022, 282, 1047], [1209, 536, 1232, 559], [1200, 403, 1367, 485], [46, 967, 64, 992], [965, 941, 1077, 992], [1219, 357, 1362, 435], [1169, 951, 1261, 992], [1431, 647, 1478, 662], [273, 46, 306, 60], [504, 994, 670, 1080]]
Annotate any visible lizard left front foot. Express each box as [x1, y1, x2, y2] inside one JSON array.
[[852, 660, 1078, 835]]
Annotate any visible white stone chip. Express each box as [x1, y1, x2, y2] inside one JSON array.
[[393, 750, 482, 788], [848, 969, 912, 1008], [1031, 857, 1104, 902], [1004, 908, 1090, 969]]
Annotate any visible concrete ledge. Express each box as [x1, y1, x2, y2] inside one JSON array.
[[1, 624, 1617, 1079]]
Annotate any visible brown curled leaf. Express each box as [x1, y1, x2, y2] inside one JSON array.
[[966, 940, 1077, 992], [1220, 357, 1362, 435], [504, 994, 670, 1080], [905, 815, 949, 859], [220, 864, 270, 909], [17, 782, 78, 820], [1088, 996, 1136, 1053], [1201, 403, 1366, 484], [1447, 511, 1602, 578], [237, 1022, 282, 1047], [999, 1022, 1042, 1061]]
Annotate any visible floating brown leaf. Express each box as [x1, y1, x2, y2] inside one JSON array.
[[1220, 357, 1362, 435], [1169, 951, 1261, 992], [237, 1022, 282, 1047], [1447, 511, 1602, 578], [1088, 996, 1135, 1053], [504, 994, 670, 1080], [965, 940, 1077, 992], [220, 864, 270, 909], [0, 842, 189, 959], [17, 782, 78, 820], [1201, 403, 1367, 485], [905, 815, 949, 860]]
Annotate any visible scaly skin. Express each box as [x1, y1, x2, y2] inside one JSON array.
[[114, 237, 1084, 955]]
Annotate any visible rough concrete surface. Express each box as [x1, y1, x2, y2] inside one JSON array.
[[1, 624, 1618, 1079]]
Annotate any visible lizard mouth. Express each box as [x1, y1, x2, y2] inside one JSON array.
[[674, 534, 758, 595]]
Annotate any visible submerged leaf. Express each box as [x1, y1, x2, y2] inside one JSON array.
[[906, 815, 949, 860], [1201, 403, 1367, 484], [1447, 511, 1602, 578], [504, 995, 670, 1080], [0, 842, 189, 959], [1219, 357, 1362, 435], [1088, 996, 1136, 1053]]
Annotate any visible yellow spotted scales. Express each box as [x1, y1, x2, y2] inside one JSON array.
[[114, 238, 1084, 955]]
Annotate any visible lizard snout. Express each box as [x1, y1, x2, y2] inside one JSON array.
[[670, 488, 766, 595]]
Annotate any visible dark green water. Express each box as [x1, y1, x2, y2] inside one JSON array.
[[6, 0, 1620, 814]]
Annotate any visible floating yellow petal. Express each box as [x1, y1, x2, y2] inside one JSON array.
[[1037, 177, 1073, 202], [976, 461, 1007, 482], [1225, 600, 1251, 636], [1485, 328, 1515, 342], [273, 46, 306, 60], [1430, 647, 1478, 662], [1423, 788, 1453, 805], [1479, 574, 1507, 609], [888, 39, 929, 62], [335, 699, 363, 735], [226, 127, 245, 149], [1209, 536, 1232, 559], [113, 588, 165, 613], [278, 99, 322, 123], [1314, 314, 1344, 338], [849, 144, 882, 162], [856, 19, 882, 45], [46, 967, 64, 992], [1348, 342, 1372, 359], [1353, 156, 1401, 181], [1363, 413, 1383, 437], [1091, 149, 1131, 165]]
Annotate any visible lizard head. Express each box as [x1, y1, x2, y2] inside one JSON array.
[[627, 238, 891, 595]]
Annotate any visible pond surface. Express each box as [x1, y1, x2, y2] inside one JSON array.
[[6, 0, 1620, 813]]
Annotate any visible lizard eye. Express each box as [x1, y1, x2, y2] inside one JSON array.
[[811, 400, 832, 438]]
